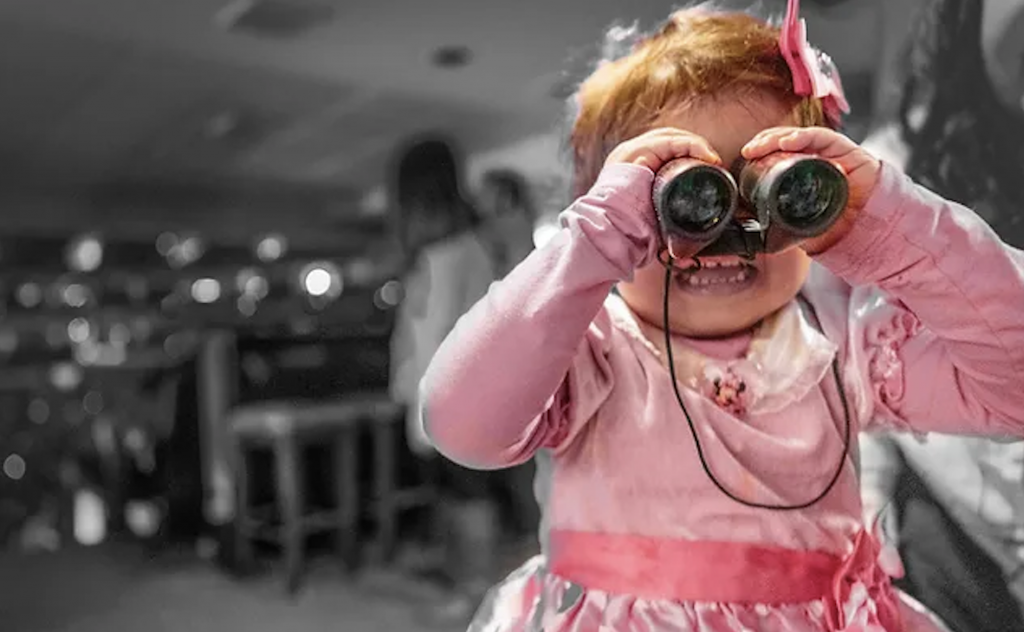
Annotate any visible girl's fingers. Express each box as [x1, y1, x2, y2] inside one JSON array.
[[743, 127, 856, 160], [611, 129, 723, 171], [777, 129, 857, 158], [660, 134, 722, 165], [742, 127, 803, 158]]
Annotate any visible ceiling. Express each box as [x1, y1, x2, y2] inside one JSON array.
[[0, 0, 885, 248]]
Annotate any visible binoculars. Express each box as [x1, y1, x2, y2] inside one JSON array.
[[652, 153, 849, 260]]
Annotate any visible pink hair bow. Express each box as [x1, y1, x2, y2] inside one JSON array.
[[779, 0, 850, 126]]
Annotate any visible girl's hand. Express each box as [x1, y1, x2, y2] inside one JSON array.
[[604, 128, 724, 261], [742, 126, 882, 254], [605, 127, 723, 174]]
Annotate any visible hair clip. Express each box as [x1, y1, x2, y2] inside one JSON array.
[[779, 0, 851, 126]]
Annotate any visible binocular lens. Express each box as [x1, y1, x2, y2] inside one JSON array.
[[774, 160, 847, 229], [659, 167, 734, 235]]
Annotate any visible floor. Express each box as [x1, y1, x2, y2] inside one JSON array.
[[0, 543, 464, 632]]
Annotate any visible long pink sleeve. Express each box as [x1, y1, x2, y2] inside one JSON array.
[[815, 161, 1024, 434], [421, 163, 659, 469]]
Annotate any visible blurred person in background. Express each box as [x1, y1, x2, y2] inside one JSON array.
[[477, 168, 538, 279], [863, 0, 1024, 240], [387, 135, 504, 626], [860, 0, 1024, 630]]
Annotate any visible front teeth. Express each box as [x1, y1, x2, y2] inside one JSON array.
[[699, 259, 744, 269], [686, 270, 749, 285]]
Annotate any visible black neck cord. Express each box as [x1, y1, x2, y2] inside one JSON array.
[[661, 262, 851, 511]]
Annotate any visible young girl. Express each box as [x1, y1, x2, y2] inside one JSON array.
[[419, 2, 1024, 631]]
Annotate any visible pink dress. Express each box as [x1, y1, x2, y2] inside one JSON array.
[[420, 162, 1024, 631]]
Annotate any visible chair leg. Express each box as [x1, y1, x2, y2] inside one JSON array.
[[333, 428, 359, 571], [232, 445, 255, 570], [273, 436, 305, 595], [371, 420, 397, 566]]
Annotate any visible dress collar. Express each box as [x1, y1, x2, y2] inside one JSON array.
[[606, 294, 838, 416]]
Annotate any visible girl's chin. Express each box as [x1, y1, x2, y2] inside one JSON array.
[[664, 297, 771, 339], [667, 320, 757, 340]]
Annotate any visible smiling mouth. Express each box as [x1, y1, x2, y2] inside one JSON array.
[[673, 255, 760, 293]]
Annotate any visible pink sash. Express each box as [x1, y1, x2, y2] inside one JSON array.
[[548, 529, 903, 631]]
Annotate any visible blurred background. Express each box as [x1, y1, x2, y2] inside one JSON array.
[[0, 0, 1018, 631]]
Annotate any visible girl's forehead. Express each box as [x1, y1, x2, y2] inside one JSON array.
[[654, 98, 797, 156]]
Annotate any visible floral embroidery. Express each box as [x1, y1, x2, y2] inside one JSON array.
[[703, 365, 749, 417], [864, 308, 922, 429]]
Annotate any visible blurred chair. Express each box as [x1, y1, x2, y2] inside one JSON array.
[[228, 392, 434, 594]]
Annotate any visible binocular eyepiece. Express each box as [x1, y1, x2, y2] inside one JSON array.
[[652, 153, 848, 260]]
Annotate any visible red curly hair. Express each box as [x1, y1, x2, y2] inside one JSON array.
[[569, 6, 834, 198]]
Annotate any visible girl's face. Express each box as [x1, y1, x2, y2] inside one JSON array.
[[617, 97, 812, 338]]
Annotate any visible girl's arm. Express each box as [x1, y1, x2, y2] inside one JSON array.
[[817, 161, 1024, 435], [421, 164, 659, 469]]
